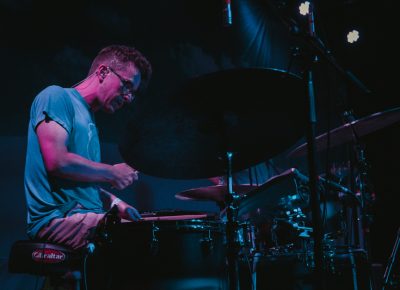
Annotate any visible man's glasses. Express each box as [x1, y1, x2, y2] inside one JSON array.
[[107, 66, 136, 101]]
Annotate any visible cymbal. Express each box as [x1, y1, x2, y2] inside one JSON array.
[[175, 185, 258, 203], [119, 67, 307, 179], [288, 106, 400, 158]]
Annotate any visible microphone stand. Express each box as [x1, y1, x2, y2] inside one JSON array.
[[304, 3, 326, 289], [263, 1, 372, 289], [343, 110, 375, 290], [225, 152, 241, 290]]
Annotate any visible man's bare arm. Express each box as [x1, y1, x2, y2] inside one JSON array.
[[36, 120, 137, 190]]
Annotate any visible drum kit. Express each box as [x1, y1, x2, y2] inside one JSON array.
[[102, 68, 400, 290]]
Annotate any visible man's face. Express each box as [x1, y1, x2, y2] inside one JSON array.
[[99, 64, 141, 114]]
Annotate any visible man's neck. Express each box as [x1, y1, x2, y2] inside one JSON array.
[[74, 75, 100, 112]]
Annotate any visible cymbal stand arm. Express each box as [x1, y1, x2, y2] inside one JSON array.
[[225, 151, 240, 290]]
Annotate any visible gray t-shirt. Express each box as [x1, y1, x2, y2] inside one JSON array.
[[24, 85, 104, 239]]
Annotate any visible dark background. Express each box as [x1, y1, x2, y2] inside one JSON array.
[[0, 0, 398, 287]]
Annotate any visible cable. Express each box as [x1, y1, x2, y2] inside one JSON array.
[[82, 242, 96, 290]]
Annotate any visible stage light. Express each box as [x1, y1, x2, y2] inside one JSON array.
[[346, 29, 360, 43], [299, 1, 310, 16]]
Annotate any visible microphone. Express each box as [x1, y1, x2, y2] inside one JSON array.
[[293, 168, 355, 196], [317, 175, 354, 195], [223, 0, 233, 27]]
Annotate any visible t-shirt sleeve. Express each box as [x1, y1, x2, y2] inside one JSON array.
[[30, 85, 74, 134]]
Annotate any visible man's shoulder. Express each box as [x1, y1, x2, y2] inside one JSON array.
[[31, 85, 75, 120], [37, 85, 67, 98], [33, 85, 72, 105]]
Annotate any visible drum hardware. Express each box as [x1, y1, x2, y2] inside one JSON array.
[[91, 205, 121, 248], [150, 222, 160, 256], [298, 237, 340, 274], [238, 168, 311, 220], [237, 222, 257, 254], [287, 108, 400, 290], [200, 230, 214, 256], [292, 224, 313, 238], [236, 168, 316, 259], [284, 207, 308, 221], [278, 193, 309, 211], [233, 165, 367, 289], [284, 168, 360, 248]]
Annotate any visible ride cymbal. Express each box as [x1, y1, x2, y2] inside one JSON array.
[[288, 106, 400, 158]]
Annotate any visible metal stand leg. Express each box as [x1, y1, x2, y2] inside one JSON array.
[[382, 228, 400, 290], [349, 249, 359, 290], [225, 152, 240, 290], [251, 252, 261, 290]]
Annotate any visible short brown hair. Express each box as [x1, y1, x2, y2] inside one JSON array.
[[89, 45, 152, 91]]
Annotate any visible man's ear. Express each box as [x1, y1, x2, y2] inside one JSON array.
[[97, 65, 109, 80]]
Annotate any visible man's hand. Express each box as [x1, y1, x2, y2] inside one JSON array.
[[110, 163, 139, 190], [115, 200, 141, 221]]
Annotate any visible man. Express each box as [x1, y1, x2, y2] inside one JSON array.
[[24, 45, 152, 250]]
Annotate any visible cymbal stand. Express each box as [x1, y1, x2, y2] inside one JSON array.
[[225, 152, 241, 290], [344, 110, 375, 290]]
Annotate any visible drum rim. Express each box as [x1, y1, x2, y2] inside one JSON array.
[[112, 218, 225, 232]]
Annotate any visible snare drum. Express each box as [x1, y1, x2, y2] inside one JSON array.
[[106, 210, 228, 290]]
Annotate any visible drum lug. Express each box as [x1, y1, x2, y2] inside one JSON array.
[[200, 230, 214, 256], [150, 223, 159, 256]]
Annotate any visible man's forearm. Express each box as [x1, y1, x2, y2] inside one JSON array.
[[49, 152, 115, 183]]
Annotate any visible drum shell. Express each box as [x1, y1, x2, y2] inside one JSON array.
[[106, 219, 228, 290], [240, 248, 370, 290], [238, 219, 306, 254]]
